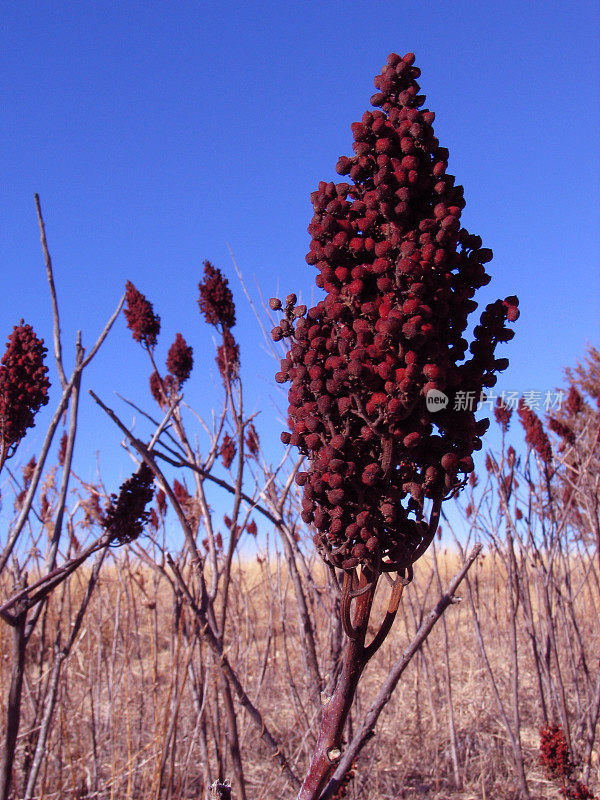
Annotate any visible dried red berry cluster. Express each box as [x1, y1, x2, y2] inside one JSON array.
[[103, 463, 154, 544], [173, 478, 190, 505], [172, 478, 202, 530], [22, 455, 36, 486], [198, 261, 240, 383], [124, 283, 194, 405], [149, 507, 159, 531], [40, 491, 50, 522], [156, 488, 167, 517], [15, 456, 37, 509], [565, 386, 584, 416], [539, 725, 597, 800], [245, 422, 260, 456], [517, 398, 552, 464], [198, 261, 236, 329], [149, 334, 193, 409], [568, 782, 597, 800], [124, 282, 161, 349], [549, 416, 575, 445], [0, 322, 50, 464], [166, 333, 194, 384], [494, 397, 512, 432], [58, 431, 68, 466], [272, 52, 518, 571], [540, 724, 572, 779], [220, 433, 236, 469], [149, 370, 175, 409], [216, 329, 240, 382], [203, 530, 224, 553]]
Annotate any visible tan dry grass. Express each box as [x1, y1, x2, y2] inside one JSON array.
[[1, 547, 598, 799]]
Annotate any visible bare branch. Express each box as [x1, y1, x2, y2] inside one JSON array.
[[80, 292, 126, 370], [35, 193, 67, 389]]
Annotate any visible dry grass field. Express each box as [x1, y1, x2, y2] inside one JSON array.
[[2, 543, 598, 800]]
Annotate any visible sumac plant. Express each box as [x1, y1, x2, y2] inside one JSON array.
[[272, 51, 519, 799], [0, 322, 50, 470]]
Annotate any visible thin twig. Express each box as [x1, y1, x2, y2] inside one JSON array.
[[35, 193, 67, 389]]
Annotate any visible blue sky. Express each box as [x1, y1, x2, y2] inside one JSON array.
[[1, 1, 599, 509]]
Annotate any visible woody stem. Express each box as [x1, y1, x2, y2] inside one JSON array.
[[296, 570, 376, 800]]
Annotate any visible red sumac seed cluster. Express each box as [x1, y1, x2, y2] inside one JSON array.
[[539, 724, 572, 780], [219, 433, 236, 469], [518, 398, 552, 464], [103, 463, 155, 544], [198, 260, 236, 330], [272, 52, 518, 571], [0, 321, 50, 461], [124, 281, 161, 349], [198, 261, 240, 383], [166, 333, 194, 385]]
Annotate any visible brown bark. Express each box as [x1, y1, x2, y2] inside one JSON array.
[[296, 570, 376, 800], [0, 610, 27, 800]]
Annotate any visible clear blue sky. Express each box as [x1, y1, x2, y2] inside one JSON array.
[[1, 0, 599, 496]]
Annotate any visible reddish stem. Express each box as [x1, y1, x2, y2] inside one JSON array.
[[296, 570, 376, 800]]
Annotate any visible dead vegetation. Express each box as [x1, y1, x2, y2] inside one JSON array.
[[1, 538, 598, 799]]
